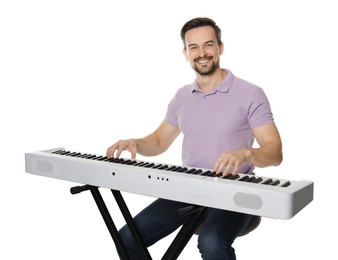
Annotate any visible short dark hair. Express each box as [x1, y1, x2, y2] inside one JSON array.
[[180, 17, 222, 49]]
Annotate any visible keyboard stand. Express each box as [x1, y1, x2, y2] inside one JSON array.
[[70, 185, 208, 260]]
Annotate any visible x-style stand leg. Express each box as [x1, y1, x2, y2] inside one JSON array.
[[70, 185, 207, 260]]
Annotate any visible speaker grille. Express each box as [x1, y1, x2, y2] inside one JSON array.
[[36, 160, 54, 173], [233, 192, 263, 210]]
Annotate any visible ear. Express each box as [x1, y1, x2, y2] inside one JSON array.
[[183, 48, 189, 61], [219, 42, 224, 55]]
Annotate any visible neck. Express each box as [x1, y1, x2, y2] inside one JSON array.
[[196, 68, 228, 93], [196, 68, 227, 93]]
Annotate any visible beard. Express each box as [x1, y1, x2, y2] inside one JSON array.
[[192, 55, 219, 76]]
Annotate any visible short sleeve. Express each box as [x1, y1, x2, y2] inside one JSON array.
[[164, 92, 180, 128], [247, 88, 274, 128]]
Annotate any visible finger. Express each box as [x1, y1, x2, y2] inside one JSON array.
[[222, 164, 232, 176], [130, 149, 136, 160], [231, 162, 240, 175], [213, 157, 226, 173], [213, 161, 224, 173], [222, 159, 236, 176], [106, 144, 117, 158], [116, 144, 125, 158], [107, 141, 124, 158], [125, 145, 137, 159]]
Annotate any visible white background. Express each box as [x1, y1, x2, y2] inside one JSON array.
[[1, 0, 337, 259]]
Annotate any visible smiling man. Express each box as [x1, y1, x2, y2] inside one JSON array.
[[106, 17, 282, 260], [185, 27, 222, 77]]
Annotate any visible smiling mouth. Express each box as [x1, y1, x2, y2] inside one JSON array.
[[194, 56, 213, 65]]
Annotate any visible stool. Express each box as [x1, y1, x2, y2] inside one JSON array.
[[194, 216, 261, 236], [238, 216, 261, 236]]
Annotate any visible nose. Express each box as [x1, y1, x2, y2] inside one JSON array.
[[198, 46, 206, 57]]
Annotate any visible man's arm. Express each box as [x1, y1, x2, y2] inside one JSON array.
[[106, 121, 181, 159], [247, 123, 283, 167], [213, 123, 283, 175]]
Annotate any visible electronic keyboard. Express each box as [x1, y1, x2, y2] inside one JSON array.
[[25, 148, 313, 219]]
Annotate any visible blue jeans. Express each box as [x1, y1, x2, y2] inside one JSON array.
[[118, 199, 253, 260]]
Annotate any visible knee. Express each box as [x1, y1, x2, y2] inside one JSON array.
[[119, 225, 136, 248], [118, 226, 143, 259], [198, 233, 235, 260], [119, 225, 137, 251]]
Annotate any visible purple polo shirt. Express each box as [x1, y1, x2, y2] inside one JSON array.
[[165, 69, 274, 173]]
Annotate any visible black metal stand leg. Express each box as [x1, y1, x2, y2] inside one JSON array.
[[71, 185, 152, 260], [71, 185, 207, 260], [89, 186, 131, 260], [71, 185, 131, 260], [111, 189, 152, 260], [161, 206, 208, 260]]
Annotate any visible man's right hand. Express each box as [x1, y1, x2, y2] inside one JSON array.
[[106, 139, 138, 159]]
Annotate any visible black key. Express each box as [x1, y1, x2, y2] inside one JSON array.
[[158, 165, 169, 170], [238, 175, 250, 182], [247, 176, 257, 182], [166, 166, 177, 171], [222, 174, 240, 180], [97, 156, 108, 161], [271, 180, 280, 186], [281, 181, 291, 187], [151, 164, 163, 169], [169, 166, 182, 171], [119, 158, 127, 163], [84, 154, 95, 159], [92, 156, 104, 160], [120, 159, 132, 164], [138, 162, 150, 167], [262, 179, 273, 185], [107, 157, 121, 162], [133, 161, 146, 166], [200, 170, 212, 176], [177, 167, 188, 172], [194, 169, 203, 175], [108, 157, 119, 163], [253, 177, 263, 183], [59, 150, 71, 155], [230, 174, 240, 180], [77, 153, 89, 158], [70, 152, 82, 157], [126, 160, 137, 165], [144, 162, 152, 166], [185, 168, 197, 174], [84, 154, 94, 158], [54, 150, 67, 155], [143, 163, 155, 168], [65, 152, 78, 156], [52, 150, 64, 154], [172, 166, 188, 172], [202, 171, 218, 177], [221, 174, 233, 179], [137, 161, 147, 166]]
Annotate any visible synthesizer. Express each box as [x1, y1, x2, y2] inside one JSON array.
[[25, 148, 313, 219]]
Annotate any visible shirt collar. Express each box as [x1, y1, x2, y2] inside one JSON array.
[[191, 69, 233, 94]]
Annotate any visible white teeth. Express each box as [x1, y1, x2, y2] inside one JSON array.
[[197, 59, 209, 64]]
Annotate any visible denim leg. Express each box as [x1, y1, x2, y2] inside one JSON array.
[[197, 209, 253, 260], [118, 199, 190, 260]]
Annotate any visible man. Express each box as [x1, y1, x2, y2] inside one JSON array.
[[106, 17, 282, 260]]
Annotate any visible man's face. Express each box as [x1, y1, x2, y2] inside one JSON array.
[[183, 26, 224, 76]]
